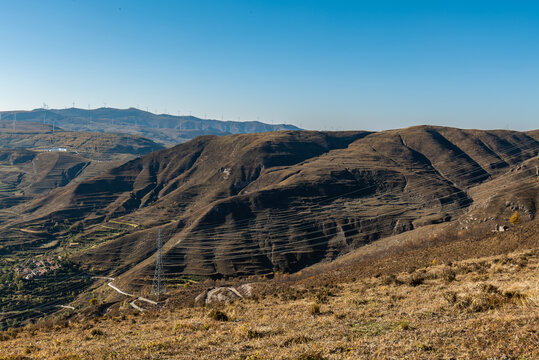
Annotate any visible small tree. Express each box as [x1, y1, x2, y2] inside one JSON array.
[[509, 211, 521, 225], [16, 279, 24, 291]]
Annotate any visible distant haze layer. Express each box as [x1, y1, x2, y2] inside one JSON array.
[[0, 108, 300, 146]]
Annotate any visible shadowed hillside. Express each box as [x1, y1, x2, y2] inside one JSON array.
[[0, 122, 165, 226], [2, 126, 537, 286]]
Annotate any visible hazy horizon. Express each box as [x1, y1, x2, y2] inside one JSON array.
[[0, 106, 537, 133], [1, 1, 538, 131]]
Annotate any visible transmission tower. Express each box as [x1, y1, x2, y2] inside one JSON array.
[[151, 229, 166, 299]]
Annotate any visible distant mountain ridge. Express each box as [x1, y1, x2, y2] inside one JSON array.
[[0, 108, 301, 146]]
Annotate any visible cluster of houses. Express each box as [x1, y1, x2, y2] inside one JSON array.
[[14, 256, 61, 280]]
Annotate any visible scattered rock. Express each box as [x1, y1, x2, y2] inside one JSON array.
[[195, 284, 255, 305], [493, 224, 508, 232], [238, 283, 254, 297]]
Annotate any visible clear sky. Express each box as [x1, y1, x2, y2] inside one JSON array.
[[1, 0, 538, 131]]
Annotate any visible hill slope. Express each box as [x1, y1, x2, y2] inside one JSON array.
[[1, 220, 537, 359], [0, 120, 164, 157], [3, 126, 538, 284], [0, 108, 301, 146], [0, 122, 164, 224]]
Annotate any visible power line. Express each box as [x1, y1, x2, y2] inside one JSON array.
[[150, 229, 166, 299], [1, 135, 538, 328], [7, 139, 535, 268]]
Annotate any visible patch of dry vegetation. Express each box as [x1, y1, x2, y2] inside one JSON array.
[[0, 245, 537, 359]]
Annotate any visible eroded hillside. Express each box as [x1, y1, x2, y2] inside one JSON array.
[[2, 126, 537, 285]]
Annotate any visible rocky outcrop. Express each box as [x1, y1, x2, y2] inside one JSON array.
[[194, 284, 254, 305]]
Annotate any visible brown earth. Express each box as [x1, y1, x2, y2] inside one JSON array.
[[0, 120, 164, 157], [0, 125, 538, 355], [0, 122, 163, 254], [1, 126, 537, 286], [0, 219, 537, 360]]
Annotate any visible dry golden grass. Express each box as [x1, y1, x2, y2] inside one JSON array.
[[1, 246, 537, 360]]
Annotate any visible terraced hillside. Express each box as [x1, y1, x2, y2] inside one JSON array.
[[2, 126, 537, 288], [0, 120, 164, 157], [1, 219, 537, 359], [0, 120, 163, 222]]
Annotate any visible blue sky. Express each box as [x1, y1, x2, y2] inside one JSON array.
[[0, 0, 538, 130]]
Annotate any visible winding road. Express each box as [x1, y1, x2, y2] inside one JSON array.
[[94, 277, 157, 311]]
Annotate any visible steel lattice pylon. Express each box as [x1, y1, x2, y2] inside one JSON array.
[[151, 229, 166, 299]]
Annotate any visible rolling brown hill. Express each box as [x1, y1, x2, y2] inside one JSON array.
[[3, 126, 538, 288], [0, 123, 166, 259], [0, 120, 164, 157], [0, 121, 164, 218], [0, 121, 164, 222]]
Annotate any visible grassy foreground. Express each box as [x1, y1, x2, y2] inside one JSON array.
[[0, 247, 537, 359]]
